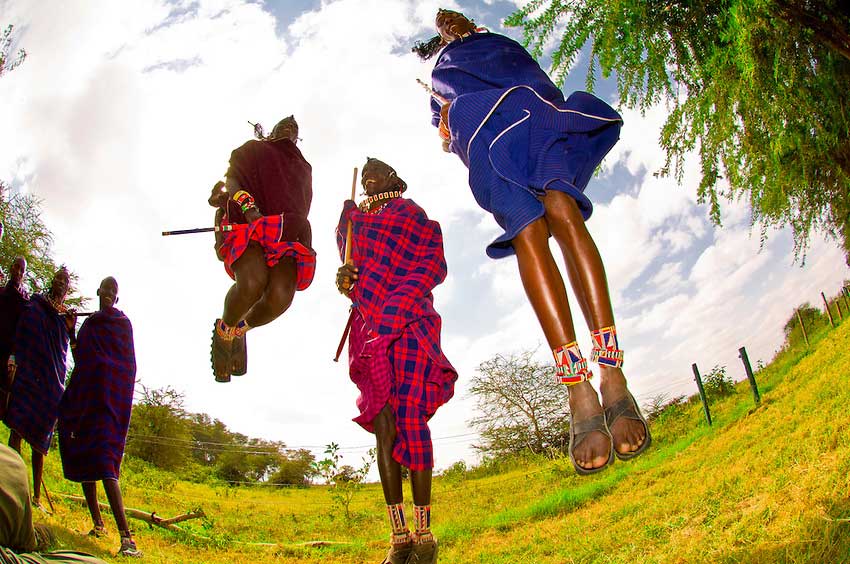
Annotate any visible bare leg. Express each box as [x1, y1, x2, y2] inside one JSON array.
[[222, 243, 269, 327], [82, 482, 104, 528], [512, 217, 610, 470], [31, 450, 44, 505], [102, 479, 131, 535], [542, 192, 647, 455], [374, 404, 403, 505], [8, 430, 21, 454], [410, 470, 432, 507], [243, 257, 297, 328]]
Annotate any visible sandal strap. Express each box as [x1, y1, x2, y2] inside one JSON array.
[[571, 413, 611, 443], [604, 393, 644, 426]]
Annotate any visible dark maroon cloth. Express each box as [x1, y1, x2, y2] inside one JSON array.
[[224, 138, 313, 248], [58, 307, 136, 482], [0, 285, 29, 419], [4, 294, 69, 455]]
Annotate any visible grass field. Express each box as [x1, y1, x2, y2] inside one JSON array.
[[19, 316, 850, 563]]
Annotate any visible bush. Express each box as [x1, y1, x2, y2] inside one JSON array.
[[703, 365, 736, 399]]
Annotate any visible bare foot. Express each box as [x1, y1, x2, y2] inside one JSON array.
[[599, 366, 647, 456], [567, 381, 611, 471]]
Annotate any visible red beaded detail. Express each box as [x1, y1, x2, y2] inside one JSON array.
[[590, 325, 624, 368], [552, 341, 592, 385]]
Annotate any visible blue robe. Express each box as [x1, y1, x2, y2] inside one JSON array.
[[430, 32, 623, 258]]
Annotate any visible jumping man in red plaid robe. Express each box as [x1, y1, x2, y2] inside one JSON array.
[[336, 158, 456, 564], [208, 116, 316, 382]]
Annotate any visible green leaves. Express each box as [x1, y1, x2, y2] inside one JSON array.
[[507, 0, 850, 261]]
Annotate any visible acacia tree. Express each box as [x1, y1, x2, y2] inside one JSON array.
[[0, 24, 26, 78], [469, 351, 570, 457], [506, 1, 850, 262], [0, 189, 76, 295]]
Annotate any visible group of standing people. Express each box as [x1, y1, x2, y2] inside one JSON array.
[[0, 259, 140, 559], [204, 8, 650, 564]]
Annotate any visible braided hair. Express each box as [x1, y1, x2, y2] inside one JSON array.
[[412, 34, 444, 61]]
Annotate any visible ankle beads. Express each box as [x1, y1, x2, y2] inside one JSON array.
[[553, 341, 592, 385], [590, 326, 624, 368]]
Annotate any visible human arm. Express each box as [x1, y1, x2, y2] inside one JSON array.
[[64, 309, 78, 349], [224, 145, 263, 223], [225, 176, 262, 223], [6, 354, 15, 381]]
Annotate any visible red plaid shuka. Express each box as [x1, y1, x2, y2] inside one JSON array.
[[219, 214, 316, 291], [336, 198, 457, 471]]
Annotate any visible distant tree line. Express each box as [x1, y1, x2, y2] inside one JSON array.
[[125, 385, 316, 486]]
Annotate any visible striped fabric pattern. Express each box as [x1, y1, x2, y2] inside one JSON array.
[[430, 32, 623, 259], [4, 294, 69, 455], [336, 198, 457, 470], [219, 214, 316, 291], [58, 307, 136, 482]]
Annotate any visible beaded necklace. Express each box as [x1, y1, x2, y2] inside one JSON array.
[[358, 190, 403, 214], [46, 294, 67, 314]]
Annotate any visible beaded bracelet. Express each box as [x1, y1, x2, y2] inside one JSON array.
[[232, 190, 257, 214]]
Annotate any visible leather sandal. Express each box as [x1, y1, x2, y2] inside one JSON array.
[[604, 390, 652, 461], [569, 413, 614, 475]]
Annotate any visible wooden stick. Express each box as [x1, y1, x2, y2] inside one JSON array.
[[344, 167, 358, 265], [822, 292, 835, 327], [796, 307, 810, 349], [59, 493, 205, 533], [162, 225, 238, 236], [416, 78, 449, 105], [40, 479, 55, 514]]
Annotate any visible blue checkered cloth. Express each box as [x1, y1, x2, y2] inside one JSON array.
[[58, 307, 136, 482], [4, 295, 69, 455]]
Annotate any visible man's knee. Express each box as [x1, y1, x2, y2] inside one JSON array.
[[235, 271, 268, 303], [265, 260, 297, 314], [545, 192, 587, 241], [374, 406, 397, 447]]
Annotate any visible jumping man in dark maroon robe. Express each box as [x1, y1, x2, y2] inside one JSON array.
[[208, 116, 316, 382]]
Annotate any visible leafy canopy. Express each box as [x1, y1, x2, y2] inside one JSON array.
[[506, 0, 850, 262]]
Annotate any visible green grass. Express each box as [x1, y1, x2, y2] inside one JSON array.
[[15, 316, 850, 563]]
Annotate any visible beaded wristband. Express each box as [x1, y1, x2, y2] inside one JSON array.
[[232, 190, 256, 213]]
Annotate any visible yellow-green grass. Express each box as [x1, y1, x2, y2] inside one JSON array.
[[15, 318, 850, 563]]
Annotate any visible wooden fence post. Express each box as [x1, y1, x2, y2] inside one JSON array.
[[796, 307, 810, 349], [692, 363, 712, 426], [738, 346, 761, 405], [822, 292, 835, 327], [837, 297, 844, 321]]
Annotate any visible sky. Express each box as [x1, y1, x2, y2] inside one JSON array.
[[0, 0, 847, 474]]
